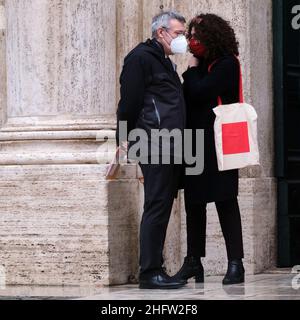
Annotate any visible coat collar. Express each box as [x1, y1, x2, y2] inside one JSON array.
[[145, 38, 176, 72]]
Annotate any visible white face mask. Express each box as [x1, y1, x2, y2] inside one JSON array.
[[170, 34, 188, 54], [165, 31, 188, 54]]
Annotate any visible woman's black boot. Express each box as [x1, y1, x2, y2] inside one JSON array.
[[173, 256, 204, 283], [222, 259, 245, 285]]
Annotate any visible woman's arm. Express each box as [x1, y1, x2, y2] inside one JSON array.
[[183, 55, 238, 105]]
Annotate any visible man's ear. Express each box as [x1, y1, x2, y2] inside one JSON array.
[[156, 27, 164, 39]]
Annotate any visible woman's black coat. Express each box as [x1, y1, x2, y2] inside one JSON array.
[[182, 54, 241, 203]]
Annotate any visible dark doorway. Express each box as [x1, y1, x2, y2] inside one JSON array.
[[274, 0, 300, 266]]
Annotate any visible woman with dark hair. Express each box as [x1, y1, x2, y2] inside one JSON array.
[[175, 14, 245, 285]]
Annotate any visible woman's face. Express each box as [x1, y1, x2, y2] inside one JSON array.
[[188, 26, 208, 58], [189, 27, 200, 42], [190, 27, 196, 39]]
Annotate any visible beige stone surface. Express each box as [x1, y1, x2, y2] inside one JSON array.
[[240, 0, 274, 179], [0, 2, 5, 128], [0, 130, 116, 165], [0, 164, 139, 286], [6, 0, 116, 125], [0, 2, 5, 30]]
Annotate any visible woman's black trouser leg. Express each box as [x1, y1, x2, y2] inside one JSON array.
[[215, 197, 244, 260], [139, 162, 181, 276], [184, 196, 207, 258]]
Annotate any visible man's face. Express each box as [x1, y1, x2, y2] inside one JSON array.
[[157, 19, 186, 55]]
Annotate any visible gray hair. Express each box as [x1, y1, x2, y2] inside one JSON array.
[[151, 11, 186, 38]]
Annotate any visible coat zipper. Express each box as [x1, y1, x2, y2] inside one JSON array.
[[152, 98, 161, 127]]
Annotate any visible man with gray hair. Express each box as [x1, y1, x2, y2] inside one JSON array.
[[116, 11, 188, 289]]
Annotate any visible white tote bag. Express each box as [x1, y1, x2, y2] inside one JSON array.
[[210, 58, 260, 171]]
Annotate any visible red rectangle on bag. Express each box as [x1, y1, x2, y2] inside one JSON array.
[[222, 122, 250, 155]]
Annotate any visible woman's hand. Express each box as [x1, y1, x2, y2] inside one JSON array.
[[188, 55, 199, 68]]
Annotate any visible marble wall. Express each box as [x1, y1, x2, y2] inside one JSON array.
[[6, 0, 116, 123], [0, 0, 276, 286]]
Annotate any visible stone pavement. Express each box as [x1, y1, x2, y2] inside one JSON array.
[[0, 269, 299, 300]]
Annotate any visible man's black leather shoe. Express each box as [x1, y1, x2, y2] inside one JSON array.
[[139, 269, 186, 289]]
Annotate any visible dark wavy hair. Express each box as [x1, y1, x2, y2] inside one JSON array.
[[187, 14, 239, 62]]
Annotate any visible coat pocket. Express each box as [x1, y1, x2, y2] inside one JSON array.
[[152, 98, 161, 128]]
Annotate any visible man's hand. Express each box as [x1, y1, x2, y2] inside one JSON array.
[[120, 141, 128, 153]]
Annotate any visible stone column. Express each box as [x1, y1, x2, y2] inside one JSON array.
[[0, 0, 6, 127], [1, 0, 119, 165], [0, 0, 140, 286], [6, 0, 116, 129]]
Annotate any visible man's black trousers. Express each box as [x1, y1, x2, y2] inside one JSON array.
[[138, 162, 182, 276]]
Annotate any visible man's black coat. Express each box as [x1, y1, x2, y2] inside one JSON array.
[[116, 38, 186, 149]]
